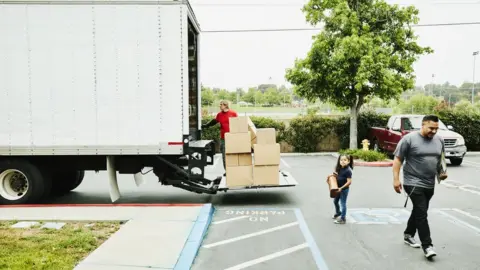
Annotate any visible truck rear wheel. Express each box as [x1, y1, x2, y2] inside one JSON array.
[[0, 159, 51, 205], [51, 170, 85, 196]]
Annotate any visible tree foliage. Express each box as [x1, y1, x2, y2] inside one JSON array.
[[285, 0, 433, 148]]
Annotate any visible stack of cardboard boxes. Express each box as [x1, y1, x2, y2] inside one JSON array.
[[224, 116, 280, 187], [252, 128, 280, 185]]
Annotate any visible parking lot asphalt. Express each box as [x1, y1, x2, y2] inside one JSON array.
[[44, 154, 480, 270]]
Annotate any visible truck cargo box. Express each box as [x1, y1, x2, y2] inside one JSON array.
[[0, 0, 201, 155]]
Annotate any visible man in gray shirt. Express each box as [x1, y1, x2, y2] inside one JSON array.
[[393, 115, 448, 259]]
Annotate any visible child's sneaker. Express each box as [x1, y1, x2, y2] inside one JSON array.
[[334, 218, 346, 224]]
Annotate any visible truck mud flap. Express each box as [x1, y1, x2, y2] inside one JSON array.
[[107, 156, 121, 202], [216, 170, 298, 191]]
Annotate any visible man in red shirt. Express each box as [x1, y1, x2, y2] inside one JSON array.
[[202, 100, 238, 175]]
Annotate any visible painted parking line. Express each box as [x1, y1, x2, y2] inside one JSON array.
[[435, 209, 480, 234], [451, 208, 480, 223], [463, 160, 480, 168], [345, 207, 480, 235], [193, 208, 325, 270], [204, 222, 299, 248], [224, 243, 309, 270], [294, 209, 330, 270], [441, 180, 480, 196], [212, 216, 249, 225]]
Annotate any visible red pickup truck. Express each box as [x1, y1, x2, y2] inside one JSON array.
[[368, 114, 467, 165]]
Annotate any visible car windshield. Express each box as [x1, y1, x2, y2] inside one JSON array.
[[404, 117, 448, 130]]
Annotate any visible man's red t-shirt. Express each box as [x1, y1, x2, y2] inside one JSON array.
[[216, 110, 238, 139]]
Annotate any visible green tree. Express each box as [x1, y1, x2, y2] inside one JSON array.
[[254, 90, 265, 105], [397, 94, 440, 114], [242, 87, 257, 104], [264, 87, 281, 105], [285, 0, 432, 149], [201, 86, 215, 106], [216, 89, 230, 101]]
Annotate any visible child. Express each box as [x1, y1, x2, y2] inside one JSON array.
[[332, 154, 354, 224]]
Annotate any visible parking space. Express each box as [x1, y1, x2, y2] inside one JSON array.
[[42, 154, 480, 269], [192, 208, 325, 270]]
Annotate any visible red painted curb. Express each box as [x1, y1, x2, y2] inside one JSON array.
[[0, 203, 204, 208], [354, 161, 393, 167]]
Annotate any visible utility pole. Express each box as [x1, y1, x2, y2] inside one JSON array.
[[473, 51, 479, 104], [431, 74, 435, 96]]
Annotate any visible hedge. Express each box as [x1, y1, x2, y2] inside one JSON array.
[[436, 110, 480, 150], [201, 111, 480, 152]]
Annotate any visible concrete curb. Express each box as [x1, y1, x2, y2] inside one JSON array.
[[174, 203, 215, 270], [215, 152, 337, 157], [280, 152, 337, 157], [0, 203, 203, 208], [354, 161, 393, 167], [214, 152, 480, 157]]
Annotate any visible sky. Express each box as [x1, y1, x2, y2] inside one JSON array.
[[189, 0, 480, 91]]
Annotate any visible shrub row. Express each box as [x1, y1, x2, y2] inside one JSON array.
[[201, 111, 480, 152]]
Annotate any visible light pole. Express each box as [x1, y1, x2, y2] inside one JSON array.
[[473, 51, 479, 104]]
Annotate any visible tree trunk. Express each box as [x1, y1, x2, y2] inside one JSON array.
[[349, 105, 358, 149]]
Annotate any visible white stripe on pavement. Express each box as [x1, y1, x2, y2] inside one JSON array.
[[204, 222, 299, 248], [212, 216, 249, 225], [436, 210, 480, 234], [451, 208, 480, 223], [224, 243, 309, 270]]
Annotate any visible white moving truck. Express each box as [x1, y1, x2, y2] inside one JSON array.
[[0, 0, 297, 205]]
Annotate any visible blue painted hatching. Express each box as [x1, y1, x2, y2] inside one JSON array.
[[173, 203, 215, 270]]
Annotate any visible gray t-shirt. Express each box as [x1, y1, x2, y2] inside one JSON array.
[[393, 131, 444, 189]]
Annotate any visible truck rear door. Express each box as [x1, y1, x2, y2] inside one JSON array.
[[187, 19, 201, 140]]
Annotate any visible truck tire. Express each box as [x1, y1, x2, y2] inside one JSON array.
[[0, 159, 51, 205], [450, 158, 463, 166], [51, 170, 85, 196]]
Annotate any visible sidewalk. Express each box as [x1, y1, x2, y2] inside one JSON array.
[[0, 203, 214, 270]]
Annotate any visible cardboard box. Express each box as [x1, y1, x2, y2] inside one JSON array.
[[225, 132, 252, 154], [225, 154, 239, 166], [256, 128, 276, 144], [229, 116, 249, 133], [253, 165, 279, 185], [238, 153, 253, 166], [247, 118, 257, 144], [225, 153, 253, 166], [253, 143, 280, 165], [226, 165, 253, 187]]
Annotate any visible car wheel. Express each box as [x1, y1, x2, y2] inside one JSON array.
[[450, 158, 463, 166]]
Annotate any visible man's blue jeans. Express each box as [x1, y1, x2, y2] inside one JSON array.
[[334, 188, 349, 220]]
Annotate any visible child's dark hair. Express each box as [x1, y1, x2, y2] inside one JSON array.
[[335, 154, 354, 173]]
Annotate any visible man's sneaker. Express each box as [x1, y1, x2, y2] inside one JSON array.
[[424, 246, 437, 259], [404, 234, 421, 248], [334, 218, 346, 224], [332, 214, 340, 220]]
